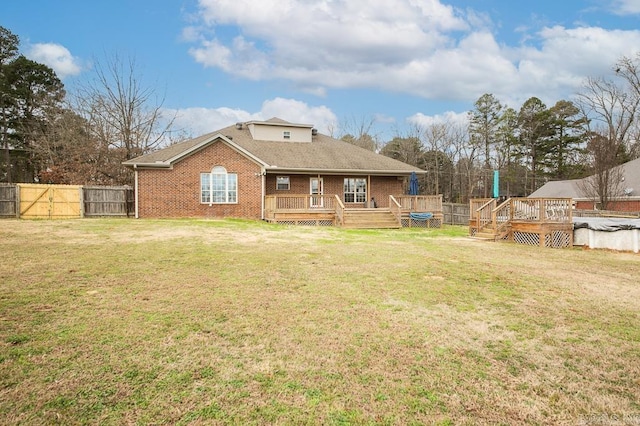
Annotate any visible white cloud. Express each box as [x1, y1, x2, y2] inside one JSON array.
[[610, 0, 640, 15], [186, 0, 640, 107], [408, 111, 469, 128], [180, 26, 203, 43], [260, 98, 337, 132], [164, 106, 258, 138], [509, 26, 640, 105], [189, 0, 466, 86], [27, 43, 82, 79], [164, 97, 338, 138]]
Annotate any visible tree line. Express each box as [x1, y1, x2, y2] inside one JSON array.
[[1, 26, 173, 186], [346, 55, 640, 207], [2, 24, 639, 208]]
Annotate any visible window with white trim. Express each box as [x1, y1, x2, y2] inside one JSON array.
[[276, 176, 290, 190], [283, 131, 291, 139], [201, 166, 237, 204], [344, 178, 366, 203]]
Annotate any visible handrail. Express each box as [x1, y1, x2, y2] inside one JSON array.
[[474, 198, 496, 233], [389, 195, 402, 226], [476, 198, 496, 213], [492, 198, 512, 238], [334, 195, 345, 226]]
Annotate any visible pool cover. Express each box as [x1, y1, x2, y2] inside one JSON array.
[[573, 217, 640, 231]]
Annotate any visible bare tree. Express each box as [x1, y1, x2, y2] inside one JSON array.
[[577, 75, 638, 161], [577, 131, 625, 209], [421, 121, 457, 198], [447, 123, 479, 202], [73, 54, 175, 184], [615, 54, 640, 158], [575, 53, 640, 208], [334, 115, 381, 152], [381, 123, 424, 166]]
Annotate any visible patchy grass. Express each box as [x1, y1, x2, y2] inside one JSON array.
[[1, 218, 639, 425]]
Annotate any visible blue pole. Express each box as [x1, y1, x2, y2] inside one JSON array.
[[493, 170, 499, 198]]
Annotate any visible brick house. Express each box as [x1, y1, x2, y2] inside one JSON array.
[[123, 118, 431, 223], [529, 157, 640, 211]]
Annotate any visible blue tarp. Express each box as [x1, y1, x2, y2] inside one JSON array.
[[410, 212, 433, 221]]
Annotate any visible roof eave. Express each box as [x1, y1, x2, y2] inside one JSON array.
[[264, 167, 424, 175], [124, 133, 270, 168], [123, 162, 172, 169]]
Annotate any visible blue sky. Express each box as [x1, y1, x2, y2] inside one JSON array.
[[2, 0, 640, 140]]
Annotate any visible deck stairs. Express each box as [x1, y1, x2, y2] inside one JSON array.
[[342, 209, 401, 229], [474, 222, 510, 241], [470, 198, 511, 241]]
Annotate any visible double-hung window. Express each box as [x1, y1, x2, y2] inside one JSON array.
[[276, 176, 290, 190], [344, 178, 366, 203], [201, 166, 237, 204]]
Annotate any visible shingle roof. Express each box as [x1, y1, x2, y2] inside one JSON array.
[[123, 119, 424, 175], [529, 179, 585, 198], [529, 157, 640, 199]]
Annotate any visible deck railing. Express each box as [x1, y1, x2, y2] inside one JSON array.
[[265, 194, 336, 219], [265, 193, 440, 228], [396, 195, 443, 213], [510, 198, 572, 223]]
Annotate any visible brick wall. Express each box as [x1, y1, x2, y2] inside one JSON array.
[[265, 174, 404, 207], [576, 199, 640, 212], [137, 141, 263, 218]]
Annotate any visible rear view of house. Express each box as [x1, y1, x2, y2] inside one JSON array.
[[123, 118, 436, 226]]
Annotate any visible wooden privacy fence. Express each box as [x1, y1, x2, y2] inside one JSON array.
[[0, 184, 17, 217], [0, 184, 133, 219], [442, 203, 470, 225], [83, 186, 134, 217]]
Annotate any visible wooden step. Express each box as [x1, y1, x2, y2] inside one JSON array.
[[473, 232, 497, 241], [342, 210, 401, 229]]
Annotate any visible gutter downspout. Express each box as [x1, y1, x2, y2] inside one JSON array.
[[133, 164, 139, 219], [261, 168, 266, 220]]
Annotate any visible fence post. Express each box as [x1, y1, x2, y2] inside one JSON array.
[[16, 184, 20, 218], [79, 186, 85, 218]]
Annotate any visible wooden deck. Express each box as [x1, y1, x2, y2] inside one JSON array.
[[469, 198, 574, 248], [264, 194, 443, 229]]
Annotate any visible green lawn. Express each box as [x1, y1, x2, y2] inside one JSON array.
[[1, 219, 639, 425]]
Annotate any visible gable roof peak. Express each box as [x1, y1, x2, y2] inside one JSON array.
[[265, 117, 290, 124]]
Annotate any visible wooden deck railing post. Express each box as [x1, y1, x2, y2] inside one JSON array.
[[389, 195, 402, 226]]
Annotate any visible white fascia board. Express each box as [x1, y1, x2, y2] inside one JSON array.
[[264, 167, 424, 176], [164, 133, 270, 168]]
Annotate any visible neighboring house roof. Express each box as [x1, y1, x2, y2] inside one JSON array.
[[123, 118, 424, 175], [529, 157, 640, 200], [529, 179, 585, 199]]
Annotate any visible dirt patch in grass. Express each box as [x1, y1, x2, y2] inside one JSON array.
[[1, 219, 639, 425]]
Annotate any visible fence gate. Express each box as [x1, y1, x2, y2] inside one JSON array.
[[18, 184, 82, 219]]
